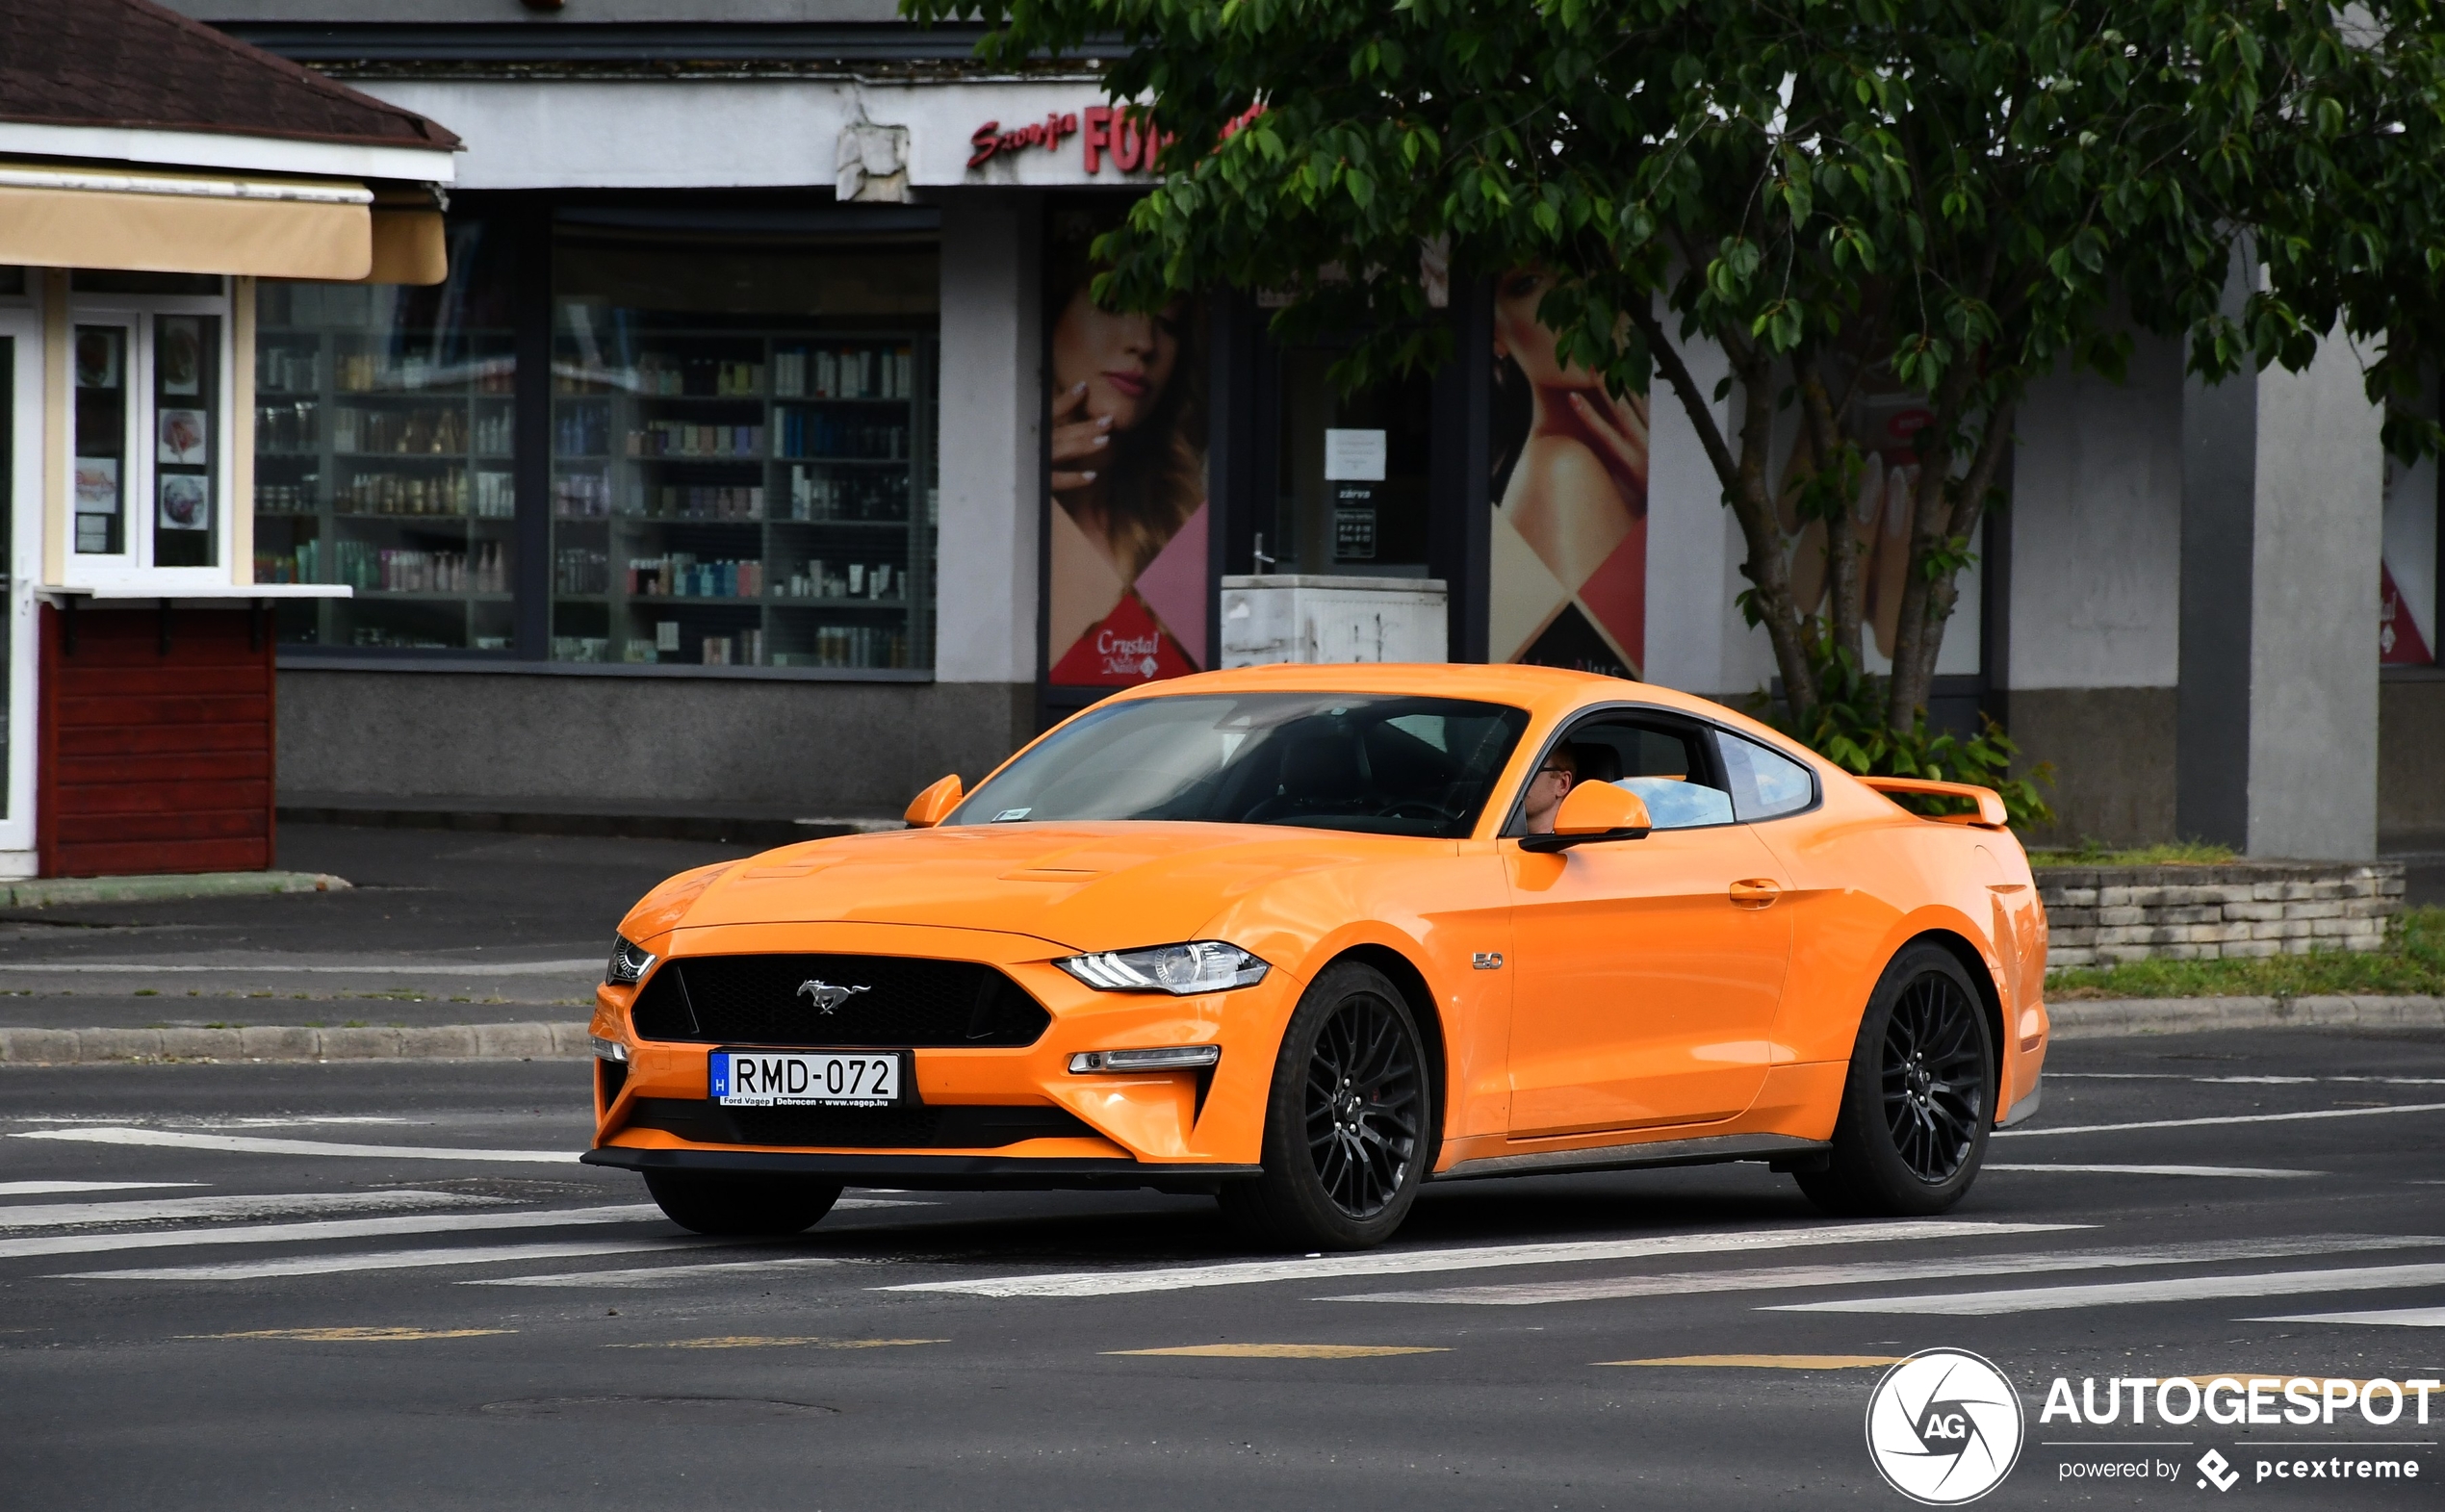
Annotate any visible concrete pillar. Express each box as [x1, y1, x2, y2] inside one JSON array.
[[934, 192, 1042, 693], [2177, 263, 2384, 859]]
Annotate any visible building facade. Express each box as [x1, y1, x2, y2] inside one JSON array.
[[129, 0, 2445, 863]]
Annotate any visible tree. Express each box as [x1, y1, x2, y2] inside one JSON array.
[[912, 0, 2445, 752]]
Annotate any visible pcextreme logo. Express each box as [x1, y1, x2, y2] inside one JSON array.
[[1866, 1349, 2026, 1504]]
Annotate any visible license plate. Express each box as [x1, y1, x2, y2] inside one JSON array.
[[709, 1050, 904, 1108]]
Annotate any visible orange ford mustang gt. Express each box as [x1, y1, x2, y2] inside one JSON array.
[[581, 663, 2048, 1250]]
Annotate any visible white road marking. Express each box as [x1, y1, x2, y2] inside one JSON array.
[[1996, 1102, 2445, 1139], [8, 960, 597, 975], [1325, 1235, 2443, 1306], [12, 1127, 579, 1164], [881, 1220, 2086, 1299], [468, 1256, 847, 1288], [1766, 1262, 2445, 1316], [0, 1203, 661, 1262], [2246, 1306, 2445, 1327], [59, 1238, 713, 1282], [2048, 1074, 2445, 1086], [1982, 1164, 2322, 1178], [0, 1191, 508, 1229], [0, 1180, 202, 1196]]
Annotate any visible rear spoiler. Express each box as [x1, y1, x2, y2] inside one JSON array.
[[1857, 776, 2009, 830]]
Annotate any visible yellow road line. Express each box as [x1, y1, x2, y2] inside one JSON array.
[[1600, 1354, 1905, 1370], [605, 1336, 946, 1350], [188, 1327, 513, 1342], [1107, 1344, 1450, 1359]]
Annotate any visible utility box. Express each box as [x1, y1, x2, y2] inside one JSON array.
[[1219, 576, 1448, 668]]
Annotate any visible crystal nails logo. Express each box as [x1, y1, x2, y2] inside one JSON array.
[[1866, 1348, 2026, 1505]]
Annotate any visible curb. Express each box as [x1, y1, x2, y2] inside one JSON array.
[[2049, 994, 2445, 1038], [0, 1021, 589, 1064], [1, 871, 350, 909]]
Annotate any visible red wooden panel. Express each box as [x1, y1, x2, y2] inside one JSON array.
[[59, 722, 275, 757], [54, 807, 270, 843], [55, 836, 271, 875], [38, 602, 278, 878]]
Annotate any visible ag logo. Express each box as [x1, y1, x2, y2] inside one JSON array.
[[1865, 1348, 2024, 1504], [796, 980, 870, 1014]]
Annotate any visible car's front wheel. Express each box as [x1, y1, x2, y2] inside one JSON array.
[[1220, 961, 1431, 1251], [1794, 942, 1995, 1217], [643, 1170, 843, 1236]]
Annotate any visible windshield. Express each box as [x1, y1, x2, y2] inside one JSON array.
[[951, 693, 1531, 839]]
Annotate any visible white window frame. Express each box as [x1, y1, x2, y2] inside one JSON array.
[[62, 284, 236, 590], [0, 295, 41, 860]]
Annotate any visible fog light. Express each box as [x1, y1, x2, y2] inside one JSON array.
[[1068, 1045, 1222, 1074], [589, 1036, 630, 1063]]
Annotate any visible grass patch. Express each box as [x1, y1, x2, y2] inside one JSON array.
[[2048, 908, 2445, 999], [2029, 839, 2240, 868]]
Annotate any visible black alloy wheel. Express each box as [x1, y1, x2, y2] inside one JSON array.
[[1881, 970, 1988, 1183], [1304, 992, 1427, 1221], [1221, 961, 1431, 1250], [1794, 942, 1995, 1217]]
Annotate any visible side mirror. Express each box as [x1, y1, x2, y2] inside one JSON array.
[[903, 774, 964, 829], [1519, 782, 1653, 853]]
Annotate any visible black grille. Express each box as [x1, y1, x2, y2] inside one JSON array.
[[630, 955, 1049, 1047], [626, 1098, 1097, 1149]]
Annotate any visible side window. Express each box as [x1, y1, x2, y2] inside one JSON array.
[[1716, 730, 1817, 821], [1561, 717, 1735, 831]]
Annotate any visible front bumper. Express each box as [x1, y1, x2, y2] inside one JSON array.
[[580, 1145, 1261, 1192], [587, 920, 1304, 1169]]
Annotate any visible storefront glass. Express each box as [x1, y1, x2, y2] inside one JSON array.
[[1269, 346, 1433, 577], [72, 322, 129, 556], [254, 218, 518, 650], [549, 224, 939, 669]]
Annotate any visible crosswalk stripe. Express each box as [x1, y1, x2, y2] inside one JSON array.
[[0, 1203, 662, 1261], [880, 1219, 2086, 1299], [1995, 1101, 2445, 1139], [57, 1238, 708, 1281], [1106, 1344, 1447, 1359], [0, 1180, 204, 1196], [11, 1127, 578, 1164], [2245, 1306, 2445, 1327], [0, 1191, 511, 1229], [1765, 1262, 2445, 1316], [1323, 1235, 2444, 1306], [1982, 1164, 2321, 1178], [466, 1257, 845, 1289]]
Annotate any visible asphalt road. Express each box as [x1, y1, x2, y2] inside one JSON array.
[[1, 1027, 2439, 1509]]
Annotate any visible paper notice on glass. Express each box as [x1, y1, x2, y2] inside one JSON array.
[[1324, 428, 1387, 482], [73, 457, 118, 515]]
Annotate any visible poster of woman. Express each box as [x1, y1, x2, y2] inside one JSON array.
[[1042, 206, 1210, 685], [1486, 269, 1650, 678]]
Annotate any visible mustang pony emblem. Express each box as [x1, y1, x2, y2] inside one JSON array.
[[796, 980, 871, 1014]]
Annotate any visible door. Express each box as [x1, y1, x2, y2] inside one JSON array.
[[0, 311, 37, 859], [1505, 712, 1791, 1137]]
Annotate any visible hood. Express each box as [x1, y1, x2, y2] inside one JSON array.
[[637, 822, 1418, 953]]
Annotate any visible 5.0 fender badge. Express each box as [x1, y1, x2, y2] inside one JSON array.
[[797, 980, 871, 1014]]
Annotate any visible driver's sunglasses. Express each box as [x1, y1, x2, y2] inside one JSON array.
[[1536, 765, 1575, 781]]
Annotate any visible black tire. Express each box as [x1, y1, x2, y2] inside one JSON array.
[[1794, 943, 1995, 1217], [1219, 961, 1431, 1251], [642, 1170, 844, 1236]]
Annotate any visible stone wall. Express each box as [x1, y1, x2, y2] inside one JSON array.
[[2039, 861, 2406, 969]]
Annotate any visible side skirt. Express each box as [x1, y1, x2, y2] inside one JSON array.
[[1430, 1133, 1830, 1183]]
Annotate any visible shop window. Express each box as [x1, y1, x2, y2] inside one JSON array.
[[0, 268, 24, 297], [253, 218, 518, 650], [549, 225, 939, 670], [1270, 346, 1433, 578], [68, 300, 224, 569]]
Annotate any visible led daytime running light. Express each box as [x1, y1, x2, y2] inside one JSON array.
[[1055, 941, 1270, 995], [1069, 1045, 1222, 1074]]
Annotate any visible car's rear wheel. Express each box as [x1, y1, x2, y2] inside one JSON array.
[[643, 1170, 843, 1236], [1220, 961, 1430, 1251], [1794, 943, 1995, 1217]]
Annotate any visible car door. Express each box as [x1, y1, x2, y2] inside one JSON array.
[[1503, 712, 1792, 1138]]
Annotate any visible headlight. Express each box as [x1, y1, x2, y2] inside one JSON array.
[[605, 935, 656, 987], [1055, 941, 1269, 995]]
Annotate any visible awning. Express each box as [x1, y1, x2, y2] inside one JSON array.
[[0, 163, 441, 283]]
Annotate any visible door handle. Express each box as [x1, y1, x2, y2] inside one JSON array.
[[1729, 879, 1781, 909]]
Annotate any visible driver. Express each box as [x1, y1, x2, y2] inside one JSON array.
[[1522, 744, 1580, 835]]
